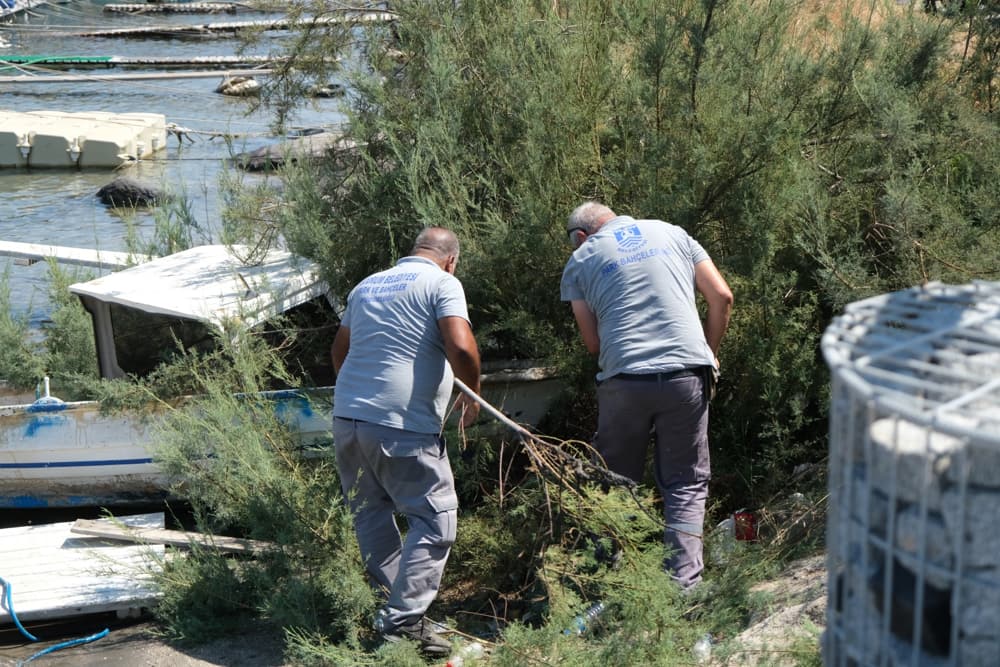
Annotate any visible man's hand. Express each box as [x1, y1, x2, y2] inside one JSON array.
[[455, 393, 480, 428]]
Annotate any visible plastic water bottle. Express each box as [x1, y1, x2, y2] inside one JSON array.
[[692, 633, 713, 663], [563, 601, 606, 635], [446, 641, 485, 667]]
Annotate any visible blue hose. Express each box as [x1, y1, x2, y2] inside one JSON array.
[[1, 576, 38, 642], [19, 628, 110, 665], [1, 575, 109, 666]]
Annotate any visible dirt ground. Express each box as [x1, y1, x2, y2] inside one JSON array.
[[721, 553, 827, 666], [0, 616, 289, 667]]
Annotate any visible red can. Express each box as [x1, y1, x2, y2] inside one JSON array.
[[733, 511, 757, 541]]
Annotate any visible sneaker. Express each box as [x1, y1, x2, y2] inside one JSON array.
[[380, 617, 453, 657]]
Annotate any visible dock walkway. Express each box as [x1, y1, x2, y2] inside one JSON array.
[[103, 2, 280, 13], [33, 10, 395, 38], [1, 54, 282, 70]]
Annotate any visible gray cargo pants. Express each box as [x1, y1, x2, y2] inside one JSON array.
[[333, 417, 458, 629], [595, 369, 710, 590]]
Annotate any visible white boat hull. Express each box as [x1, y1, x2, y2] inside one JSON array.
[[0, 389, 334, 508], [0, 363, 561, 509]]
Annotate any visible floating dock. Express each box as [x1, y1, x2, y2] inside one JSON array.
[[0, 513, 164, 624], [40, 10, 395, 38], [0, 111, 167, 168], [0, 54, 283, 70], [103, 2, 279, 13], [0, 69, 273, 84]]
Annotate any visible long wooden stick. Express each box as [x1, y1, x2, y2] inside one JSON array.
[[453, 377, 534, 439]]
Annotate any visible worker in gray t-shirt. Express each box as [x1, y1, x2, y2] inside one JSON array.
[[560, 201, 733, 591], [331, 227, 481, 656]]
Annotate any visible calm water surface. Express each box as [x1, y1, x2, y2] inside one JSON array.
[[0, 0, 348, 322]]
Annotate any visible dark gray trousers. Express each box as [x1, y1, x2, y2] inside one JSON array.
[[595, 371, 710, 590], [333, 417, 458, 629]]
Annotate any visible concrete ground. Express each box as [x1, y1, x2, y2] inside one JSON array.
[[0, 615, 288, 667]]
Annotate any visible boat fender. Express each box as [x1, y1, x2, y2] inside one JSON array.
[[28, 376, 66, 412]]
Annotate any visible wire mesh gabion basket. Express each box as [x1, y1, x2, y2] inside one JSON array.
[[821, 281, 1000, 667]]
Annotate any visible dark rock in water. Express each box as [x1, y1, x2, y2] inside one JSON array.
[[234, 131, 343, 172], [215, 76, 261, 97], [96, 176, 166, 208], [309, 82, 346, 98], [287, 128, 327, 138]]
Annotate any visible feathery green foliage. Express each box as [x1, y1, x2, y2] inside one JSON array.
[[0, 262, 97, 400], [39, 261, 99, 397], [0, 268, 44, 390], [149, 334, 372, 646]]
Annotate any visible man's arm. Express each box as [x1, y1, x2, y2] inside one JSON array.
[[331, 325, 351, 375], [571, 300, 600, 355], [439, 316, 481, 427], [694, 259, 733, 359]]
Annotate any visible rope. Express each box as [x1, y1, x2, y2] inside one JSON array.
[[1, 576, 38, 642], [0, 575, 110, 666]]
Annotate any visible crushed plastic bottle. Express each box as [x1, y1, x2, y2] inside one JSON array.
[[563, 601, 606, 635], [692, 632, 713, 663], [446, 641, 485, 667]]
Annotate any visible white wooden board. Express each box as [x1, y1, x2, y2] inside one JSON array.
[[0, 513, 165, 623], [0, 241, 137, 270]]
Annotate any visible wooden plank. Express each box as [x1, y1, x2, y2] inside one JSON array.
[[0, 513, 164, 623], [0, 241, 139, 270], [71, 518, 275, 554]]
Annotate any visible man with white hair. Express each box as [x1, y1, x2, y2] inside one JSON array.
[[561, 202, 733, 591]]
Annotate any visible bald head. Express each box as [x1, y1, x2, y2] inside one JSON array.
[[567, 202, 616, 234], [411, 227, 460, 272]]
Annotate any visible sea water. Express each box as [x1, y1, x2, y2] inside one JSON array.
[[0, 0, 349, 322]]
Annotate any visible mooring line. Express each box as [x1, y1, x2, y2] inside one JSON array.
[[0, 575, 110, 666]]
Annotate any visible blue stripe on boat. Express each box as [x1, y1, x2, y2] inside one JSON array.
[[0, 458, 154, 469]]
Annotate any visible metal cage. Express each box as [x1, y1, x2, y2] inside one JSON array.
[[822, 281, 1000, 666]]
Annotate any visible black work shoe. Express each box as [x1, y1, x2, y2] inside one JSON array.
[[380, 617, 452, 657]]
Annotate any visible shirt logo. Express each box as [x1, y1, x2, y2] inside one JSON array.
[[614, 224, 646, 252]]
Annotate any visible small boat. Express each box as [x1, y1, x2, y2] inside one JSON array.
[[0, 244, 562, 508], [0, 0, 49, 20], [0, 244, 338, 508]]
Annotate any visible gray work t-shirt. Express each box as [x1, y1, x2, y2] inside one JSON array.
[[333, 256, 471, 433], [560, 215, 715, 382]]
